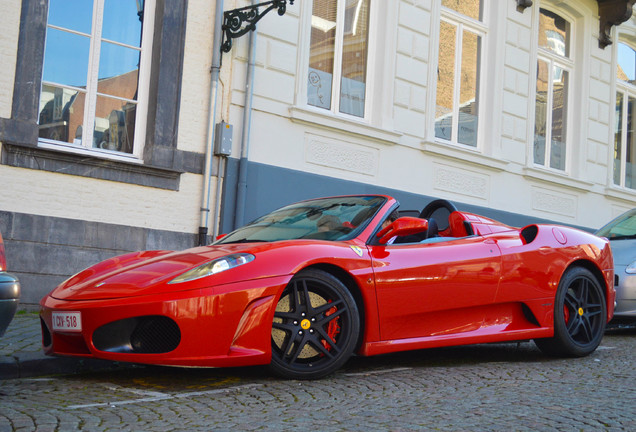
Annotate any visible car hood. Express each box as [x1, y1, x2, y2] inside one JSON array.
[[49, 243, 275, 301], [608, 238, 636, 266]]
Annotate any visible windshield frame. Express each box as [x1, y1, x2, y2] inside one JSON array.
[[215, 195, 389, 245]]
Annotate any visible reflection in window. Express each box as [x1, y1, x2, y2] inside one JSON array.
[[441, 0, 482, 21], [307, 0, 370, 118], [538, 9, 570, 57], [39, 0, 144, 155], [617, 42, 636, 83], [533, 9, 571, 171], [307, 0, 336, 111], [435, 2, 483, 147]]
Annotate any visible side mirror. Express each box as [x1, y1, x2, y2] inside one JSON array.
[[376, 217, 428, 244]]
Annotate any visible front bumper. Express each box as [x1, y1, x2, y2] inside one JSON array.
[[613, 264, 636, 320], [40, 275, 290, 367]]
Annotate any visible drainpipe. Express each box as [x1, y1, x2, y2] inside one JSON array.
[[199, 0, 225, 246], [233, 0, 258, 229]]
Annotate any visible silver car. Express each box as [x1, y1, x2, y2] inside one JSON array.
[[0, 231, 20, 337], [596, 209, 636, 324]]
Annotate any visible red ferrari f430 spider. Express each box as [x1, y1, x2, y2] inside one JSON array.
[[40, 195, 615, 379]]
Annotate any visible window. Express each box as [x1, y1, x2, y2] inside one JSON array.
[[614, 42, 636, 189], [307, 0, 371, 118], [435, 0, 485, 147], [38, 0, 153, 158], [533, 8, 571, 171]]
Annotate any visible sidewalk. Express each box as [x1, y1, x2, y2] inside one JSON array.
[[0, 312, 119, 380]]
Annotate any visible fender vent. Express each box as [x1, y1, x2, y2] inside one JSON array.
[[521, 303, 540, 327]]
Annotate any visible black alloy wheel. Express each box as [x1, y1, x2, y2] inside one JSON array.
[[269, 269, 360, 380], [534, 267, 606, 357]]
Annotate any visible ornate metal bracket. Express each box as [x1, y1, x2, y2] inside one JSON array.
[[221, 0, 294, 53], [597, 0, 636, 49], [516, 0, 533, 13]]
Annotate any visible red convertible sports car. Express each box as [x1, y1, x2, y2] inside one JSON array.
[[40, 195, 615, 379]]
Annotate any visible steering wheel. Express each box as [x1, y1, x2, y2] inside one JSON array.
[[418, 199, 457, 233]]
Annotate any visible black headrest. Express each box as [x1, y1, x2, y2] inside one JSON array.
[[427, 218, 439, 237]]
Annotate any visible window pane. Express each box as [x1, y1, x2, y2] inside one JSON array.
[[458, 30, 480, 146], [93, 95, 136, 153], [339, 0, 370, 117], [102, 0, 143, 47], [441, 0, 482, 21], [615, 92, 623, 185], [435, 21, 456, 141], [538, 9, 570, 57], [627, 96, 636, 189], [42, 28, 90, 87], [308, 0, 337, 110], [48, 0, 93, 34], [97, 42, 140, 100], [534, 60, 549, 165], [550, 68, 567, 170], [617, 43, 636, 83], [39, 84, 85, 144]]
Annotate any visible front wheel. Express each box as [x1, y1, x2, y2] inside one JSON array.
[[534, 267, 606, 357], [269, 269, 360, 379]]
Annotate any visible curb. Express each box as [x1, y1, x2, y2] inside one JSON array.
[[0, 353, 121, 380]]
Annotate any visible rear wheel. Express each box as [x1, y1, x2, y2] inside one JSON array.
[[269, 269, 360, 379], [534, 267, 606, 357]]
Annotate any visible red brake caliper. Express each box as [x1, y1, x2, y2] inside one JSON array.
[[321, 304, 341, 352], [563, 305, 570, 324]]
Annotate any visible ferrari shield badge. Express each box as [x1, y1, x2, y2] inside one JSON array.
[[350, 245, 363, 257]]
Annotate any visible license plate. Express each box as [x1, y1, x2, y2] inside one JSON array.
[[52, 312, 82, 332]]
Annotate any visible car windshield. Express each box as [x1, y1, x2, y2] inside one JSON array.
[[596, 208, 636, 240], [216, 196, 387, 244]]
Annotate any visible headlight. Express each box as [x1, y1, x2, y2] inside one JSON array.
[[168, 253, 255, 284], [626, 260, 636, 274]]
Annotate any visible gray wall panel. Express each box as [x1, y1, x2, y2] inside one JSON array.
[[0, 211, 196, 307], [220, 159, 584, 234]]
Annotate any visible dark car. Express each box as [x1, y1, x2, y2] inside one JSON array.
[[0, 231, 21, 336]]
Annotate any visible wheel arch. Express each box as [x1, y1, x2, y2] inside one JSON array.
[[564, 259, 610, 304], [298, 263, 367, 349]]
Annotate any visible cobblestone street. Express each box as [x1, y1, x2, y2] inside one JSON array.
[[1, 328, 634, 431]]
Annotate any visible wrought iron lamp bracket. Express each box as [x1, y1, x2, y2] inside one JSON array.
[[221, 0, 294, 53], [516, 0, 533, 13]]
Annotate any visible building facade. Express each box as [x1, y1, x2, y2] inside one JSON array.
[[2, 0, 636, 307]]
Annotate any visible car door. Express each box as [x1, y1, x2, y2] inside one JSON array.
[[369, 236, 501, 341]]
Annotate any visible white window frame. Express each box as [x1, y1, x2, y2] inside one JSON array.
[[433, 1, 488, 149], [299, 0, 376, 122], [532, 7, 574, 173], [38, 0, 155, 163], [613, 38, 636, 190]]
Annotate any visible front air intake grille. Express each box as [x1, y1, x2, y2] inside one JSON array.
[[93, 316, 181, 354], [130, 316, 181, 353]]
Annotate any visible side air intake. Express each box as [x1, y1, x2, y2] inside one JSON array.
[[520, 225, 538, 245]]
